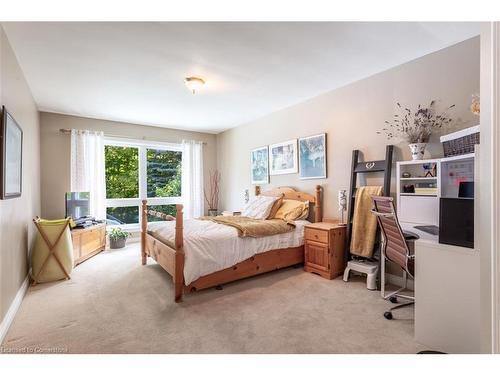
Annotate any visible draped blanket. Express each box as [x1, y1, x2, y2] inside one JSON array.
[[350, 186, 383, 258], [199, 216, 295, 238]]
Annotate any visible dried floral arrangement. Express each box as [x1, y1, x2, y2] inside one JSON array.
[[204, 170, 221, 210], [378, 101, 455, 143]]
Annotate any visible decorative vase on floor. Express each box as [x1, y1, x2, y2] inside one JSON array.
[[409, 143, 427, 160]]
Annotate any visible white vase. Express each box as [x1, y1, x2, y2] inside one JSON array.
[[409, 143, 427, 160]]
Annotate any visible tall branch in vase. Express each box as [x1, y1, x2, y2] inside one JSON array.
[[204, 170, 221, 216]]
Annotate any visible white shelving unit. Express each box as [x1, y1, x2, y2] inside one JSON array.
[[400, 177, 437, 181], [411, 142, 480, 353], [396, 153, 475, 227], [400, 193, 437, 196]]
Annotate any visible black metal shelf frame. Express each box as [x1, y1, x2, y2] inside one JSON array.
[[344, 145, 394, 290]]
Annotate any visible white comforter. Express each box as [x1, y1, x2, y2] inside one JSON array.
[[147, 219, 309, 285]]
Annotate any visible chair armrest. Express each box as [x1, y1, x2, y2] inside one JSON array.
[[403, 231, 420, 241]]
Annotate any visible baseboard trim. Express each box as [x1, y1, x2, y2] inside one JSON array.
[[0, 275, 29, 345]]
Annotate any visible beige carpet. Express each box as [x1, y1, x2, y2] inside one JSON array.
[[2, 242, 419, 353]]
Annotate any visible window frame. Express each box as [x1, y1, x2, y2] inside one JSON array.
[[104, 137, 183, 230]]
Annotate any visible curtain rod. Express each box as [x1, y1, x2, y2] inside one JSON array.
[[58, 128, 207, 145]]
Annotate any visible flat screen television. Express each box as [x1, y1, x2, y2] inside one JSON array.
[[65, 192, 90, 219]]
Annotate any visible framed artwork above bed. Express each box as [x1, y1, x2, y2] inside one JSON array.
[[1, 106, 23, 199], [299, 133, 327, 179], [250, 146, 269, 184], [269, 139, 298, 175]]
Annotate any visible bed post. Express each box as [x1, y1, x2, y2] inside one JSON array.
[[174, 204, 185, 303], [141, 199, 148, 265], [315, 185, 322, 223]]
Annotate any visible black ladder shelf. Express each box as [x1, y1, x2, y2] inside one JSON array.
[[345, 145, 394, 290]]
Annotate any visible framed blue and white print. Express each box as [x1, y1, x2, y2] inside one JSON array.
[[299, 133, 326, 179]]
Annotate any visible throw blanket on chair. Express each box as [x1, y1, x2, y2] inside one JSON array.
[[200, 216, 295, 238], [350, 186, 383, 258]]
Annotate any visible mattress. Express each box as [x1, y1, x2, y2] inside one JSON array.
[[147, 218, 309, 285]]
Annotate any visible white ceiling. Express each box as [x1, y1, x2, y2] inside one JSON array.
[[3, 22, 480, 134]]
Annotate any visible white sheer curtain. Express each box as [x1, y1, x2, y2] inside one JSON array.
[[70, 130, 106, 220], [181, 140, 204, 219]]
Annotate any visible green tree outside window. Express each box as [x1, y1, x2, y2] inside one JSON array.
[[147, 149, 182, 198], [105, 145, 139, 199]]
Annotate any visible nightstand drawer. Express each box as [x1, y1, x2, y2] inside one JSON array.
[[305, 240, 329, 272], [305, 228, 329, 243]]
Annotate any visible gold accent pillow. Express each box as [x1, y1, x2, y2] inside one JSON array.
[[267, 194, 284, 219], [273, 199, 309, 221], [297, 204, 310, 220]]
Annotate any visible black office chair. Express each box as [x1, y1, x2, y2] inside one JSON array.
[[371, 196, 417, 320]]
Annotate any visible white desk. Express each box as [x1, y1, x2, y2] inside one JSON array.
[[400, 222, 438, 242], [413, 236, 480, 353]]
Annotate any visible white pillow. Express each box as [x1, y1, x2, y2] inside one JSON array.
[[242, 195, 279, 220]]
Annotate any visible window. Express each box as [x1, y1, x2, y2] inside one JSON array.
[[147, 148, 182, 198], [104, 139, 182, 227], [105, 145, 139, 199]]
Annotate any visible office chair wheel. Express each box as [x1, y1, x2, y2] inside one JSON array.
[[384, 311, 393, 320], [389, 296, 398, 303]]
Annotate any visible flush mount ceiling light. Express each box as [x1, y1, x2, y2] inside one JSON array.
[[184, 76, 205, 94]]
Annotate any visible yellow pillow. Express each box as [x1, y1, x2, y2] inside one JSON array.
[[273, 199, 309, 221], [267, 194, 284, 219], [297, 205, 310, 220]]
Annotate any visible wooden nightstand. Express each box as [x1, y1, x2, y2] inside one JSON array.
[[304, 222, 346, 279]]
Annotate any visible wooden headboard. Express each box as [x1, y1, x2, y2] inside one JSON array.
[[255, 185, 322, 222]]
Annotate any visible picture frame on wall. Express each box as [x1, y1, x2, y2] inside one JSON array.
[[1, 106, 23, 199], [269, 139, 298, 175], [299, 133, 327, 179], [250, 146, 269, 184]]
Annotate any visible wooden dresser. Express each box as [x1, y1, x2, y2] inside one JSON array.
[[304, 222, 346, 279], [71, 223, 106, 266]]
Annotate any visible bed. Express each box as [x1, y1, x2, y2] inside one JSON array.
[[141, 185, 322, 302]]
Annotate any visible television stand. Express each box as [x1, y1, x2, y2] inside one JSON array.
[[71, 222, 106, 266]]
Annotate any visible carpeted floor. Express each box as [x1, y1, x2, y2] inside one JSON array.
[[2, 242, 419, 353]]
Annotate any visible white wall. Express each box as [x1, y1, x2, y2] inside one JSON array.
[[216, 37, 480, 219], [0, 26, 41, 322], [39, 112, 217, 219]]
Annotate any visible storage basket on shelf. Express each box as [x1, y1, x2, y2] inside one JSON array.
[[440, 125, 480, 157]]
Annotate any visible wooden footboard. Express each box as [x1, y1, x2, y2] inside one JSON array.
[[141, 200, 185, 302]]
